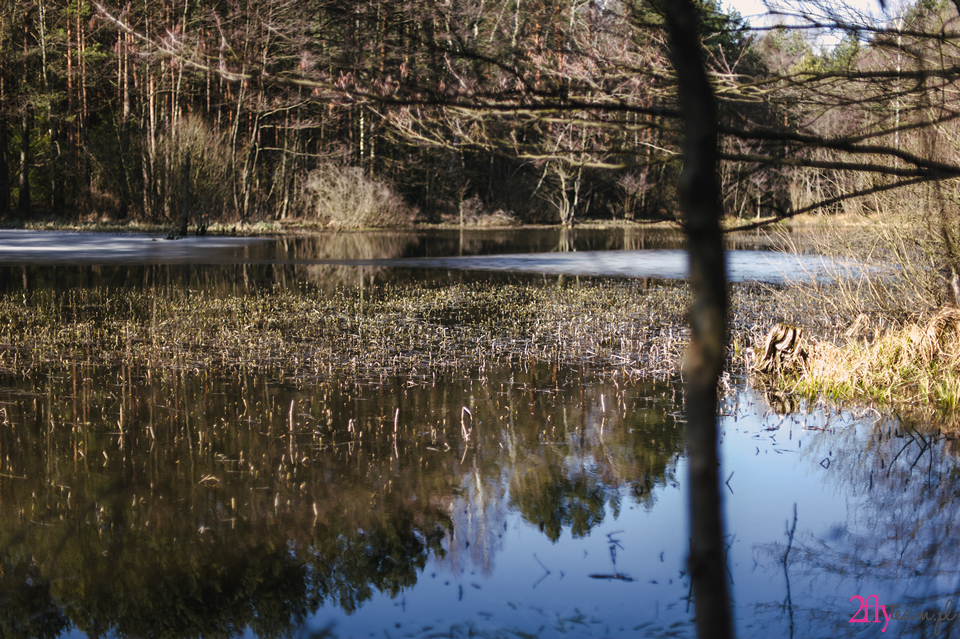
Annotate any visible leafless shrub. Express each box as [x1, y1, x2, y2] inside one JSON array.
[[154, 116, 234, 226], [78, 182, 122, 219], [299, 164, 418, 228], [770, 205, 950, 335], [457, 197, 519, 227], [617, 170, 651, 220]]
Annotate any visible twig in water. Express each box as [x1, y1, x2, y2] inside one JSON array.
[[783, 503, 798, 639], [461, 406, 472, 442], [532, 553, 552, 589]]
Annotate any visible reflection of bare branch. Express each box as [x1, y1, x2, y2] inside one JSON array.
[[754, 419, 960, 635]]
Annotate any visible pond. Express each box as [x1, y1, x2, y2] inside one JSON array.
[[0, 227, 857, 290], [0, 229, 953, 639]]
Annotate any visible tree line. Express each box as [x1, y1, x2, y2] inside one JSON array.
[[9, 0, 955, 228]]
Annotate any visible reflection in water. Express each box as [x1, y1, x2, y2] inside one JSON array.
[[2, 359, 957, 637], [0, 226, 769, 294], [0, 364, 684, 637], [0, 227, 952, 638], [746, 411, 960, 637]]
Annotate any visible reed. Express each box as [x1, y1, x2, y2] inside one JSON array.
[[783, 307, 960, 422], [0, 280, 781, 385]]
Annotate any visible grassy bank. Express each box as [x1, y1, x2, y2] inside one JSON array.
[[743, 205, 960, 425], [774, 307, 960, 425]]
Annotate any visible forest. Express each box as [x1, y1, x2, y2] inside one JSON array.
[[5, 3, 960, 638], [2, 0, 958, 233]]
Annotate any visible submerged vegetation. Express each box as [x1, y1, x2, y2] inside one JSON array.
[[0, 279, 777, 384]]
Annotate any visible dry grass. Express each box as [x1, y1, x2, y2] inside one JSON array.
[[767, 216, 946, 327], [788, 307, 960, 420], [0, 282, 691, 383], [0, 281, 785, 386], [755, 201, 960, 424]]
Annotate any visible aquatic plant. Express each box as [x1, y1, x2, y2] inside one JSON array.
[[0, 281, 694, 381]]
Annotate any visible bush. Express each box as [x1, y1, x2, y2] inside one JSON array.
[[151, 116, 235, 227], [299, 164, 418, 228], [455, 197, 519, 227]]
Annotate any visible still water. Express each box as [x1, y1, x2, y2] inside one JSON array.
[[0, 227, 858, 291], [0, 229, 953, 638], [2, 365, 955, 638]]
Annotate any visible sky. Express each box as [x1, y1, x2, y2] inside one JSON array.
[[723, 0, 891, 26], [722, 0, 896, 48]]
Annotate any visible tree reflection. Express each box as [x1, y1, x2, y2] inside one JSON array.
[[0, 554, 69, 639], [0, 364, 683, 636], [752, 413, 960, 637]]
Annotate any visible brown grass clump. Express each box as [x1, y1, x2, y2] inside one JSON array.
[[790, 307, 960, 418]]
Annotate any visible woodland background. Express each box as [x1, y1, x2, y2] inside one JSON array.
[[0, 0, 957, 229]]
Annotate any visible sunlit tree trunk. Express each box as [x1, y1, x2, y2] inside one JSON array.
[[17, 4, 30, 215], [117, 30, 132, 219], [659, 2, 734, 638], [65, 1, 77, 208], [19, 105, 30, 214], [37, 0, 63, 212], [0, 8, 8, 217], [78, 0, 91, 200]]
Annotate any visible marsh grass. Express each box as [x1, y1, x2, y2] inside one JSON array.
[[758, 210, 960, 424], [782, 307, 960, 424], [769, 214, 949, 326], [0, 281, 779, 384]]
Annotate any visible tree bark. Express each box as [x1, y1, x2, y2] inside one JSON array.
[[658, 2, 734, 639]]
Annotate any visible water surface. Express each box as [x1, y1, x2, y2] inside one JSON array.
[[0, 228, 948, 639], [1, 365, 955, 638], [0, 229, 850, 288]]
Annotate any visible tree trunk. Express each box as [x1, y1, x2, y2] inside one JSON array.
[[78, 2, 91, 200], [0, 114, 9, 216], [0, 10, 7, 217], [117, 32, 132, 219], [18, 106, 30, 214], [179, 151, 190, 236], [659, 3, 734, 639]]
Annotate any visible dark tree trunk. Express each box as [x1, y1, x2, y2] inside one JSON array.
[[49, 115, 61, 211], [659, 2, 734, 639]]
